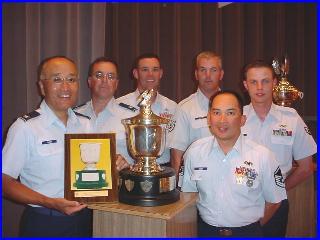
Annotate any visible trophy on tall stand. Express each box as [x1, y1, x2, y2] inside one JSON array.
[[272, 56, 304, 107], [118, 89, 180, 206]]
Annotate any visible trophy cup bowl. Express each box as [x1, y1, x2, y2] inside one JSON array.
[[272, 56, 304, 107], [118, 90, 180, 206], [273, 78, 304, 107], [80, 142, 101, 170], [74, 142, 107, 189]]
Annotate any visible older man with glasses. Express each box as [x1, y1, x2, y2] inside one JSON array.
[[74, 57, 134, 166]]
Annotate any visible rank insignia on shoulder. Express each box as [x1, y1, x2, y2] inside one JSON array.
[[274, 166, 285, 188], [74, 111, 91, 120], [119, 102, 138, 112], [72, 103, 86, 110], [20, 111, 40, 122], [304, 126, 311, 135]]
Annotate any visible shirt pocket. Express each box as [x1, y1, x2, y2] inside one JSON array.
[[271, 135, 294, 146], [36, 138, 62, 156], [191, 118, 210, 138]]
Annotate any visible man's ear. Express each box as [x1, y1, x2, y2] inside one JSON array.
[[38, 80, 45, 96], [219, 69, 224, 81], [243, 80, 248, 91], [88, 77, 92, 88], [133, 68, 138, 80]]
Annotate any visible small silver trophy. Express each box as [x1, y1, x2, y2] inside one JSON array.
[[118, 89, 180, 206], [272, 56, 304, 107]]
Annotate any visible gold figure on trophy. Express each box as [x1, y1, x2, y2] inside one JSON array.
[[272, 56, 304, 107]]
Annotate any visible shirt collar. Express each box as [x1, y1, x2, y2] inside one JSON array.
[[196, 88, 210, 110], [246, 102, 281, 122], [40, 100, 79, 128], [89, 97, 118, 119], [211, 134, 242, 156]]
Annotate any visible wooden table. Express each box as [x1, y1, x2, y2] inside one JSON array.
[[88, 192, 198, 237], [286, 173, 315, 237]]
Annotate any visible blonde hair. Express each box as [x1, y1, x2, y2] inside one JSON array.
[[196, 51, 222, 69]]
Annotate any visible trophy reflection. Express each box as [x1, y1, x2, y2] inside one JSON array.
[[272, 56, 304, 107], [118, 89, 180, 206], [74, 142, 107, 189]]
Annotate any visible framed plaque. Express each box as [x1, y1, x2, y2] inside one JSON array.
[[64, 133, 118, 203]]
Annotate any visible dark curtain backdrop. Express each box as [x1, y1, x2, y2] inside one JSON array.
[[2, 3, 316, 237]]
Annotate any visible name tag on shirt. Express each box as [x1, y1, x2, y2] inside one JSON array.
[[42, 140, 57, 144], [191, 167, 208, 180]]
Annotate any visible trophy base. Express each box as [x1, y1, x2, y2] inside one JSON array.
[[74, 170, 107, 189], [119, 166, 180, 206]]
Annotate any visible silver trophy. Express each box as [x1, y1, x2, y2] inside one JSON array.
[[118, 89, 179, 206], [272, 56, 304, 107]]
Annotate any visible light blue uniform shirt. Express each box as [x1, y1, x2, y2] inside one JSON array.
[[182, 134, 287, 227], [167, 88, 212, 152], [75, 97, 135, 164], [2, 100, 91, 201], [242, 103, 317, 176]]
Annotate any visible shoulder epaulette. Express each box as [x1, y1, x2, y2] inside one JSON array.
[[73, 111, 91, 120], [73, 103, 86, 110], [119, 102, 138, 112], [20, 111, 40, 122]]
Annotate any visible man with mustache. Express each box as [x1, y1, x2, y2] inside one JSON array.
[[2, 56, 129, 237], [74, 57, 134, 166]]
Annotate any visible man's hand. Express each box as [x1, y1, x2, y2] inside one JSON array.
[[115, 154, 130, 171], [49, 198, 87, 215]]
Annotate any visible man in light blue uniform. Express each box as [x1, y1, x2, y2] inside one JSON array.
[[2, 56, 128, 237], [168, 51, 224, 179], [241, 60, 317, 237], [74, 57, 134, 165], [117, 53, 177, 166], [182, 91, 287, 237]]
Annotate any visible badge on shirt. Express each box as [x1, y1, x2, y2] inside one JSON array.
[[160, 109, 175, 132], [304, 126, 311, 135], [235, 165, 258, 187], [191, 167, 207, 181], [272, 124, 292, 137]]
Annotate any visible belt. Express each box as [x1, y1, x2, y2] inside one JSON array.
[[213, 222, 261, 236], [27, 206, 69, 217]]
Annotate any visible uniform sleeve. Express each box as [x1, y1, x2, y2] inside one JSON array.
[[261, 149, 287, 203], [167, 105, 190, 151], [2, 120, 29, 179], [292, 115, 317, 160], [181, 148, 198, 192]]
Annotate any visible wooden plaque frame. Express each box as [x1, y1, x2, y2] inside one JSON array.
[[64, 133, 118, 203]]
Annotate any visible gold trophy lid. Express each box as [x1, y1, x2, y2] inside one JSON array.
[[121, 89, 169, 125]]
